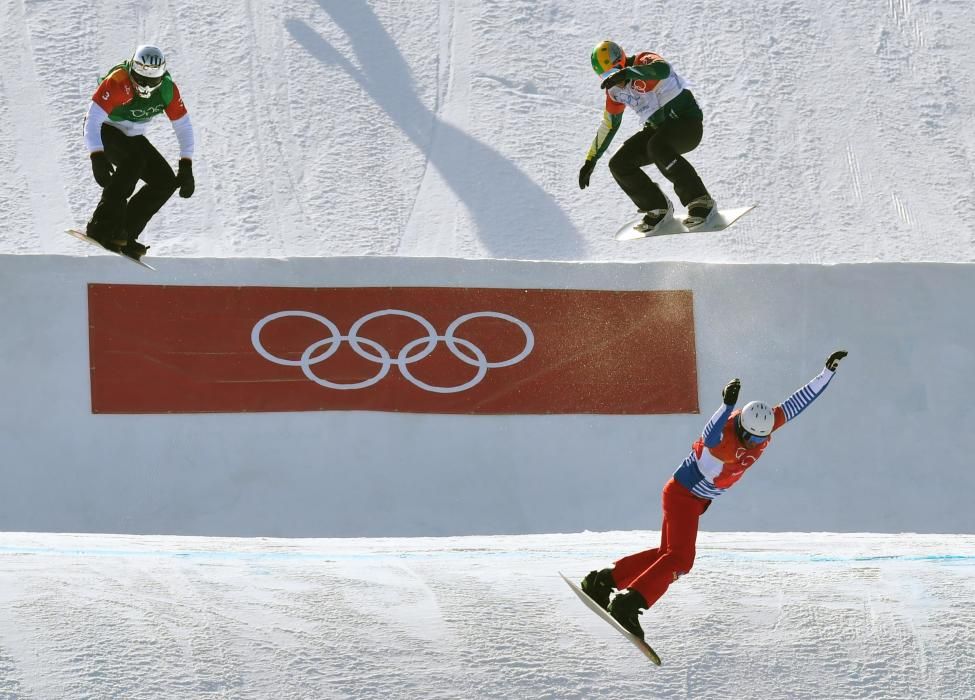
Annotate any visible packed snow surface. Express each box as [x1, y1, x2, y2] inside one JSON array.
[[0, 0, 972, 262], [0, 531, 972, 699]]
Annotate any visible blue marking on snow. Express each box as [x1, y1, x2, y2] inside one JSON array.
[[0, 545, 971, 564], [704, 552, 974, 564]]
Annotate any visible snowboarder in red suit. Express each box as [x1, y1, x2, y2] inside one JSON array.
[[581, 350, 849, 640]]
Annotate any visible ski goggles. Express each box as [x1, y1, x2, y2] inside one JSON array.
[[736, 423, 770, 445], [131, 71, 163, 90]]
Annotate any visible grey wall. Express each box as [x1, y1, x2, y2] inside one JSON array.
[[1, 255, 971, 536]]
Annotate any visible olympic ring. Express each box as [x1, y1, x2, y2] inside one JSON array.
[[251, 309, 534, 393]]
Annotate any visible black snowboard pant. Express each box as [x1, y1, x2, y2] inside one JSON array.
[[608, 117, 710, 212], [88, 124, 178, 242]]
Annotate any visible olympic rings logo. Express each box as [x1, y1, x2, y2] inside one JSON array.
[[251, 309, 535, 394]]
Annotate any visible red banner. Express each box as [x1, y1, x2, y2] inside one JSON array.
[[87, 285, 699, 415]]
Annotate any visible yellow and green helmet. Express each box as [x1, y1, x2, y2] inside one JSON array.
[[590, 40, 626, 78]]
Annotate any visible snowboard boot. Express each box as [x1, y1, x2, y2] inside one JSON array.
[[86, 221, 126, 252], [683, 195, 716, 228], [634, 200, 674, 233], [121, 239, 149, 259], [580, 568, 616, 611], [607, 588, 648, 640]]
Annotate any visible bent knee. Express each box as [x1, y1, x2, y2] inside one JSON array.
[[153, 169, 179, 196], [669, 553, 696, 579], [608, 150, 638, 176]]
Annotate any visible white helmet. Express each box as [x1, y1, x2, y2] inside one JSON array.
[[738, 401, 774, 438], [130, 45, 166, 98]]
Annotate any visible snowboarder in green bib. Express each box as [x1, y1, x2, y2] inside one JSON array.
[[83, 45, 195, 258], [579, 40, 714, 233]]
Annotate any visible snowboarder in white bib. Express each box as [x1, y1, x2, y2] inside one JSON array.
[[83, 45, 195, 258], [579, 41, 714, 233]]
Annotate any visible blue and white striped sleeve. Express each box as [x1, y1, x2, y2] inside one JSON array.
[[779, 367, 835, 424], [702, 402, 735, 447]]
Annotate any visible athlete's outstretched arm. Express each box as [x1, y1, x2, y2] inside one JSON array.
[[774, 351, 847, 429], [701, 378, 740, 447]]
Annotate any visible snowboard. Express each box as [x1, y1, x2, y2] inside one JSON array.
[[560, 572, 661, 666], [66, 229, 155, 270], [615, 205, 755, 241]]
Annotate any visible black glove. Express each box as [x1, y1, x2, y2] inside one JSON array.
[[722, 378, 741, 405], [600, 69, 630, 90], [176, 158, 195, 198], [826, 350, 848, 371], [90, 152, 114, 188], [578, 160, 596, 189]]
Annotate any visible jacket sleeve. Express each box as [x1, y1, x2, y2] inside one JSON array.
[[585, 108, 623, 162], [171, 114, 195, 159], [623, 60, 671, 82], [702, 402, 735, 447], [773, 367, 836, 430], [84, 102, 110, 153], [166, 83, 194, 159]]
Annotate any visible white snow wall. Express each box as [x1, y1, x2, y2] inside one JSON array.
[[2, 255, 972, 536]]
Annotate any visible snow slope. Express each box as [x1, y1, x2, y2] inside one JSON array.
[[0, 0, 972, 261], [2, 1, 974, 697], [1, 531, 973, 699]]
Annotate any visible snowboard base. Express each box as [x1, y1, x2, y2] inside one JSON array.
[[560, 572, 661, 665], [615, 205, 755, 241], [66, 229, 155, 270]]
